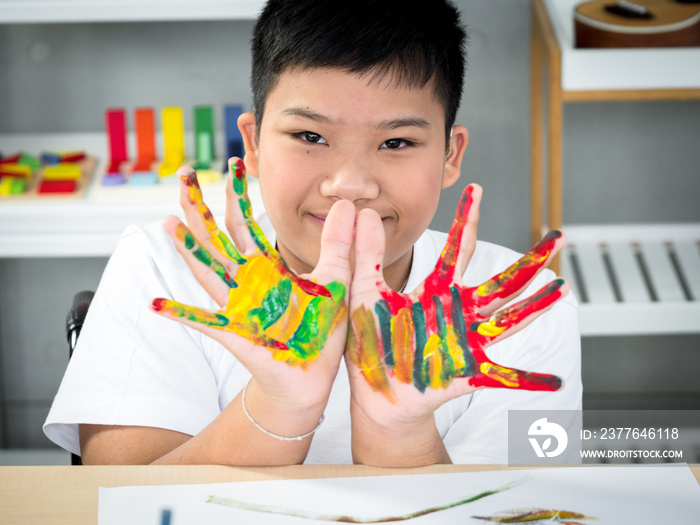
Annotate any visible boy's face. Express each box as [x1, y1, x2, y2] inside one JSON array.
[[239, 67, 467, 284]]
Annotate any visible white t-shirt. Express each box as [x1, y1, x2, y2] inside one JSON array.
[[44, 212, 582, 464]]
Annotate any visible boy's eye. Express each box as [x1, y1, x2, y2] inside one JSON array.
[[296, 131, 327, 144], [380, 138, 413, 149]]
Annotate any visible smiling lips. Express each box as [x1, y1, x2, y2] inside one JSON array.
[[309, 211, 390, 236], [308, 212, 390, 224]]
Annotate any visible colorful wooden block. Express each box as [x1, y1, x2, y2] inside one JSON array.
[[102, 172, 127, 186], [105, 109, 129, 175], [41, 151, 86, 165], [159, 106, 185, 177], [128, 171, 159, 186], [194, 106, 215, 170], [38, 179, 77, 194], [223, 105, 244, 170], [134, 107, 157, 171], [43, 163, 82, 181], [0, 153, 21, 165], [0, 163, 32, 178], [0, 176, 26, 196], [41, 152, 63, 165], [18, 152, 41, 169], [195, 169, 222, 184]]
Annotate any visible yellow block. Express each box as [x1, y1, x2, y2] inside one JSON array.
[[0, 177, 13, 195], [1, 163, 31, 178], [43, 163, 82, 181], [196, 168, 222, 184], [160, 107, 185, 177], [0, 177, 25, 196]]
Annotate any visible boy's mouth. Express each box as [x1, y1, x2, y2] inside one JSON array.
[[309, 213, 355, 235], [308, 212, 389, 234]]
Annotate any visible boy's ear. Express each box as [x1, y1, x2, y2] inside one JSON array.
[[442, 125, 468, 189], [238, 112, 260, 179]]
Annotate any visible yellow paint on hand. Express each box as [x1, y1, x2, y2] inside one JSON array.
[[477, 318, 507, 337], [391, 308, 415, 384], [480, 362, 521, 388], [349, 306, 395, 402]]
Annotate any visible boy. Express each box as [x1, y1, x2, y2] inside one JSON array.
[[44, 0, 581, 466]]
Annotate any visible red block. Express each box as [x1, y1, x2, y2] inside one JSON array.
[[38, 179, 77, 193], [0, 153, 21, 165], [105, 108, 129, 170]]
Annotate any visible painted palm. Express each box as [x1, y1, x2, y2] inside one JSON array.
[[348, 185, 567, 401], [152, 159, 347, 368]]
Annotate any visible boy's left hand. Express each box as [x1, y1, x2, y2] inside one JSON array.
[[346, 183, 568, 465], [151, 159, 353, 439]]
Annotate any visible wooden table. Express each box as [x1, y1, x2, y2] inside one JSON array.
[[1, 464, 699, 524]]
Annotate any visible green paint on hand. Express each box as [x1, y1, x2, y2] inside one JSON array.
[[249, 278, 292, 330]]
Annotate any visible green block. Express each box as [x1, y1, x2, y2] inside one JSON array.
[[19, 152, 41, 169], [194, 106, 215, 167]]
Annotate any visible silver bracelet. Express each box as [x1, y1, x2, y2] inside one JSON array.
[[241, 381, 324, 442]]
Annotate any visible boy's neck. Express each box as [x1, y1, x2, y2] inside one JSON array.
[[384, 247, 414, 293], [274, 243, 413, 293]]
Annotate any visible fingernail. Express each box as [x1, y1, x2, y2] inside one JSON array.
[[151, 298, 166, 312], [230, 159, 246, 196]]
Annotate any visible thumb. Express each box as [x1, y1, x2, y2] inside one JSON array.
[[352, 207, 387, 297], [312, 199, 355, 287]]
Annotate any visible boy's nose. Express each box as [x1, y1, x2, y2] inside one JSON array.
[[319, 160, 380, 202]]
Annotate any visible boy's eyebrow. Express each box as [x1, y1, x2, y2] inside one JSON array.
[[283, 107, 334, 124], [376, 117, 431, 130], [282, 107, 431, 130]]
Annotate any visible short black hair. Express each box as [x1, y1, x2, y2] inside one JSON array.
[[250, 0, 467, 142]]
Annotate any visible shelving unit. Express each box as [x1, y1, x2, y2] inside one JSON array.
[[0, 1, 265, 258], [0, 3, 268, 454], [0, 132, 263, 257], [531, 0, 700, 336], [0, 0, 265, 23]]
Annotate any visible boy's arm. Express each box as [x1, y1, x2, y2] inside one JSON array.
[[79, 380, 332, 465], [346, 183, 569, 467], [80, 159, 354, 466]]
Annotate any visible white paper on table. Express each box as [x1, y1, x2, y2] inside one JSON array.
[[98, 465, 700, 524]]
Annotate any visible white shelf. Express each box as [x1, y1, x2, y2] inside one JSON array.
[[0, 132, 263, 258], [543, 0, 700, 91], [560, 223, 700, 336], [0, 0, 265, 23]]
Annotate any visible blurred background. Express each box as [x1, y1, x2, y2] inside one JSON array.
[[0, 0, 698, 463]]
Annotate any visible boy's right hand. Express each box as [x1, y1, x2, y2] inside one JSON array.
[[345, 183, 568, 466], [151, 158, 353, 431]]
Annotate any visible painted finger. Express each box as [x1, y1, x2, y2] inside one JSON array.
[[224, 158, 268, 256], [163, 216, 237, 306], [347, 208, 398, 401], [471, 277, 569, 344], [151, 297, 231, 329], [178, 166, 246, 265], [347, 304, 396, 403], [312, 199, 354, 288], [473, 230, 566, 312], [352, 207, 389, 296], [150, 297, 279, 354], [224, 158, 334, 299], [469, 361, 563, 391], [432, 184, 482, 283]]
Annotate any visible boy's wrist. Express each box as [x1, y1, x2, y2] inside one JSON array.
[[242, 379, 329, 442], [350, 402, 451, 467]]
